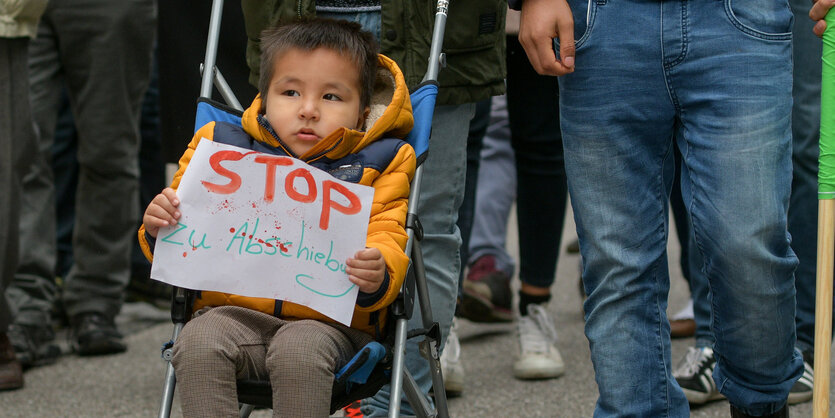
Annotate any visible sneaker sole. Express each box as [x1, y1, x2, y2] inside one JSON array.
[[513, 364, 565, 380], [787, 391, 812, 405], [460, 292, 513, 323], [444, 376, 465, 397]]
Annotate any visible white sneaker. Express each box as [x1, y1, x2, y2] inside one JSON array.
[[440, 318, 465, 396], [513, 303, 565, 380]]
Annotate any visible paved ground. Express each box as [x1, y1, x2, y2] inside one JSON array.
[[0, 207, 831, 417]]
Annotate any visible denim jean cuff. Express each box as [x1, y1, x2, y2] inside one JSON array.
[[695, 338, 714, 350], [794, 342, 813, 357]]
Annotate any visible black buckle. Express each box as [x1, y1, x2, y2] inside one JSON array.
[[407, 213, 423, 241]]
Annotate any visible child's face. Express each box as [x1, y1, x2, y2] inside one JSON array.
[[265, 47, 369, 156]]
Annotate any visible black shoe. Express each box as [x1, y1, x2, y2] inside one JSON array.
[[460, 256, 513, 323], [566, 238, 580, 254], [7, 324, 60, 368], [70, 313, 127, 356], [730, 404, 788, 418]]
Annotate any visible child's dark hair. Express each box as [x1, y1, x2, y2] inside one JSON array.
[[259, 18, 379, 112]]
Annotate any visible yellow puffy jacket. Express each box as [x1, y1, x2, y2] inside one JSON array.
[[139, 54, 415, 337]]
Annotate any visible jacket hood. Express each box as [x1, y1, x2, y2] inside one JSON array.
[[240, 54, 414, 161]]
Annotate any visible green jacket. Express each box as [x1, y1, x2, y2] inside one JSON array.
[[241, 0, 506, 105]]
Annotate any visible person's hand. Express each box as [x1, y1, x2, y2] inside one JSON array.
[[346, 247, 386, 293], [143, 188, 180, 238], [518, 0, 575, 76], [811, 0, 835, 38]]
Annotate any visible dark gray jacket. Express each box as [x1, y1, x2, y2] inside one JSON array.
[[241, 0, 507, 105]]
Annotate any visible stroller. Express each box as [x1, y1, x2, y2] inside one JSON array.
[[156, 0, 453, 417]]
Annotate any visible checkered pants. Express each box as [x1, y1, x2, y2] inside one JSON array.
[[171, 305, 372, 417]]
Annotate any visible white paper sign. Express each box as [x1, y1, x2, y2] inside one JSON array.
[[150, 139, 375, 326]]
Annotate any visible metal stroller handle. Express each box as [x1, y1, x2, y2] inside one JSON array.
[[198, 0, 243, 111], [422, 0, 449, 84], [158, 1, 231, 416], [199, 0, 223, 99], [390, 1, 452, 416], [158, 285, 194, 418]]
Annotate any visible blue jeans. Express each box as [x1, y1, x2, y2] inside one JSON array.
[[671, 148, 713, 349], [319, 9, 474, 417], [468, 95, 517, 277], [562, 1, 801, 416], [788, 0, 827, 356], [362, 103, 472, 416], [688, 0, 831, 359], [317, 10, 381, 41]]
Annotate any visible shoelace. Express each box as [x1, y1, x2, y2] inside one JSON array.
[[674, 346, 711, 378], [518, 304, 558, 353]]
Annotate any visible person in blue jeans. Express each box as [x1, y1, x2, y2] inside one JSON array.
[[513, 0, 835, 416], [673, 0, 833, 408], [790, 0, 830, 391]]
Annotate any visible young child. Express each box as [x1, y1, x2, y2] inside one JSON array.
[[138, 18, 415, 417]]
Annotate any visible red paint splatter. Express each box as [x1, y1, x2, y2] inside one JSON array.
[[229, 228, 235, 233], [182, 252, 187, 258], [251, 202, 256, 208], [248, 235, 253, 239], [257, 238, 264, 244], [241, 232, 246, 236], [279, 243, 289, 253]]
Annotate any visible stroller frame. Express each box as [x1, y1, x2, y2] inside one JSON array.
[[156, 1, 452, 417]]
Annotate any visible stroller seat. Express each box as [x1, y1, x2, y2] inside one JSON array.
[[235, 340, 391, 414], [155, 1, 451, 416]]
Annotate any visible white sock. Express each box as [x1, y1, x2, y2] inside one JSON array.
[[672, 299, 694, 321]]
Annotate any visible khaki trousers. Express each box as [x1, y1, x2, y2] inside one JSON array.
[[172, 306, 372, 418]]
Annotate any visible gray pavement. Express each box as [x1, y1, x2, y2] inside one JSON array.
[[0, 207, 832, 417]]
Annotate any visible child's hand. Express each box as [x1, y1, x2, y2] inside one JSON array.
[[143, 188, 180, 238], [346, 248, 386, 294]]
